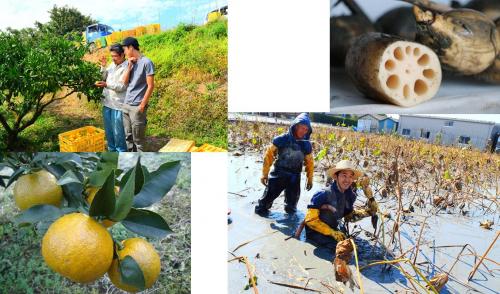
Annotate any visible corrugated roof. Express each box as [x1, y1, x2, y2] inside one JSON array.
[[399, 115, 495, 125], [358, 114, 387, 121]]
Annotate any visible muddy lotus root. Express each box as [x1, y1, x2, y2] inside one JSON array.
[[345, 32, 442, 107], [334, 239, 354, 284]]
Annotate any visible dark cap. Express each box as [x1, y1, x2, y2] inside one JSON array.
[[109, 43, 124, 55], [121, 37, 139, 49]]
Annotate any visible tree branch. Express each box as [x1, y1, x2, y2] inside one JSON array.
[[0, 113, 13, 135], [18, 90, 76, 133]]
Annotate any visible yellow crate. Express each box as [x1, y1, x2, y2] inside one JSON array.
[[105, 35, 113, 47], [110, 31, 123, 44], [59, 126, 106, 152], [121, 29, 137, 39], [207, 11, 222, 22], [135, 26, 147, 37], [159, 138, 196, 152], [194, 143, 227, 152], [146, 24, 161, 35]]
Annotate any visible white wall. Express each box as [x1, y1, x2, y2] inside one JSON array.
[[398, 116, 494, 150]]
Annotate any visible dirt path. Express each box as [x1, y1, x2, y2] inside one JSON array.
[[46, 92, 102, 122]]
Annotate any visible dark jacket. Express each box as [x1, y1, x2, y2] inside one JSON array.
[[307, 181, 357, 230], [271, 113, 313, 175]]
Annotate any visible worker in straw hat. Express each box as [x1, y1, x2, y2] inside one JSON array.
[[295, 160, 378, 249]]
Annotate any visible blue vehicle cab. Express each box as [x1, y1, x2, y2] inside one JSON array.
[[85, 24, 114, 49]]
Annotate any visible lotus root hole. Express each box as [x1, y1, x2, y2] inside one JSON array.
[[385, 60, 396, 71], [418, 54, 430, 66], [414, 79, 428, 95], [405, 46, 411, 55], [423, 69, 435, 79], [413, 47, 420, 56], [403, 85, 410, 99], [394, 47, 404, 60], [386, 75, 400, 89]]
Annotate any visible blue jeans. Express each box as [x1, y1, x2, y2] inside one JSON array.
[[103, 106, 127, 152]]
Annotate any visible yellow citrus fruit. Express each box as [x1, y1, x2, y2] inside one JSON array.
[[108, 238, 161, 292], [13, 170, 63, 210], [42, 213, 114, 283], [85, 186, 120, 227]]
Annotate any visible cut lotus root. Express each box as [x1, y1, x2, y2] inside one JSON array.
[[346, 33, 442, 107]]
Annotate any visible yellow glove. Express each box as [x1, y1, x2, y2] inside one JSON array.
[[305, 208, 336, 236], [261, 145, 277, 186], [260, 175, 268, 186], [345, 209, 370, 222], [306, 178, 313, 191], [331, 230, 347, 242]]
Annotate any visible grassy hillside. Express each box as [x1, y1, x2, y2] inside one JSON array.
[[138, 20, 228, 148]]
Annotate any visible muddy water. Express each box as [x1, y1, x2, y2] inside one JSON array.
[[228, 153, 499, 294]]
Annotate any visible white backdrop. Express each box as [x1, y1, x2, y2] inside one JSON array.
[[229, 0, 330, 112]]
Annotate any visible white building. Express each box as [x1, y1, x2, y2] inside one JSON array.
[[397, 115, 496, 150], [357, 114, 398, 133]]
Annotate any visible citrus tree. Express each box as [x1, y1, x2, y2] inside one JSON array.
[[35, 5, 96, 36], [0, 153, 181, 291], [0, 30, 101, 150]]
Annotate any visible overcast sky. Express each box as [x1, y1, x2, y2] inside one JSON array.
[[0, 0, 227, 31], [387, 114, 500, 124]]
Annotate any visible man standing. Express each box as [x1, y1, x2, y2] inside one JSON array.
[[121, 37, 155, 152], [95, 44, 128, 152], [254, 113, 314, 215]]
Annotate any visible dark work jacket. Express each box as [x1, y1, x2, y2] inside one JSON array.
[[307, 181, 357, 230], [271, 113, 312, 176]]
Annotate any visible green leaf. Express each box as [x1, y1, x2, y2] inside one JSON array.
[[97, 152, 119, 171], [443, 170, 452, 180], [89, 171, 116, 218], [119, 157, 144, 195], [315, 148, 328, 161], [0, 175, 7, 188], [111, 165, 136, 221], [6, 166, 27, 188], [44, 164, 84, 208], [15, 205, 62, 225], [88, 168, 113, 187], [142, 166, 150, 182], [119, 256, 145, 291], [133, 161, 181, 208], [134, 159, 145, 194], [57, 170, 82, 185], [49, 153, 83, 168], [122, 208, 173, 239]]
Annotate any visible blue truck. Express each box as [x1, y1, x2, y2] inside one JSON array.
[[84, 23, 114, 50]]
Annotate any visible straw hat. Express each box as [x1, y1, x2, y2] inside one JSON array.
[[326, 160, 363, 180]]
